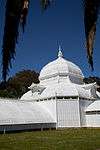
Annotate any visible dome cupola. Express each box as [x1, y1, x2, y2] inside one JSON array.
[[39, 46, 84, 85]]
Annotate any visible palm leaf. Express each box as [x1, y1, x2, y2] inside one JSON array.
[[2, 0, 29, 81], [40, 0, 53, 10], [84, 0, 100, 70]]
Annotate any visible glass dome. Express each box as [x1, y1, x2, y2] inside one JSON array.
[[39, 49, 84, 84]]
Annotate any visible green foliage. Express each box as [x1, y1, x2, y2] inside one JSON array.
[[84, 76, 100, 84], [0, 128, 100, 150], [0, 90, 13, 98], [84, 76, 100, 92], [0, 69, 39, 99]]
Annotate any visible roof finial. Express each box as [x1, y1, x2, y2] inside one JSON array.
[[58, 45, 63, 58]]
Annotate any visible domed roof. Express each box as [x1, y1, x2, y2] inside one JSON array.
[[39, 48, 84, 81]]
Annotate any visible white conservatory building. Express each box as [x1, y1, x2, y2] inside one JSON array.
[[0, 47, 100, 131]]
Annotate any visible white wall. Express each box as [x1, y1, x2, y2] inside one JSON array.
[[86, 114, 100, 127], [57, 99, 80, 127], [79, 100, 93, 127], [37, 99, 57, 122]]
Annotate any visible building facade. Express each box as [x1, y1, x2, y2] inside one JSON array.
[[0, 48, 100, 131]]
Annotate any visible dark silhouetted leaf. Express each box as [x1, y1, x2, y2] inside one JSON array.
[[2, 0, 30, 81], [84, 0, 100, 70]]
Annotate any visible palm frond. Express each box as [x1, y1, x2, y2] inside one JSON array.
[[20, 0, 30, 32], [2, 0, 29, 81], [84, 0, 100, 70], [40, 0, 53, 10]]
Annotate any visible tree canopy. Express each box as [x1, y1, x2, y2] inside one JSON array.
[[0, 69, 39, 98]]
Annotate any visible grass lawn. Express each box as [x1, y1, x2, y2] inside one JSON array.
[[0, 128, 100, 150]]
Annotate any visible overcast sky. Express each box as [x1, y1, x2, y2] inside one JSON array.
[[0, 0, 100, 79]]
